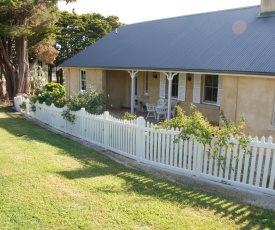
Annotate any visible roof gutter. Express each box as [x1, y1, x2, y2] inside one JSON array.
[[61, 66, 275, 78]]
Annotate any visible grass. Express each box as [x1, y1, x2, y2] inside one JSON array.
[[0, 105, 274, 230]]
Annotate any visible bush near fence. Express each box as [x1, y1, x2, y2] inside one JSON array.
[[14, 96, 275, 196]]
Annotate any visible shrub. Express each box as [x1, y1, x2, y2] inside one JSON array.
[[20, 101, 26, 111], [122, 112, 137, 120], [66, 87, 108, 114], [61, 109, 76, 124], [61, 87, 108, 124], [30, 83, 66, 108], [29, 62, 48, 94], [156, 104, 250, 166]]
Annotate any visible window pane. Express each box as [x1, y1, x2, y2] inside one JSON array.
[[81, 70, 86, 90], [212, 76, 218, 86], [144, 72, 148, 95], [135, 77, 138, 96], [172, 74, 179, 84], [171, 74, 179, 97], [204, 87, 212, 101], [172, 84, 178, 97], [204, 75, 218, 103], [205, 76, 213, 87], [81, 70, 86, 80]]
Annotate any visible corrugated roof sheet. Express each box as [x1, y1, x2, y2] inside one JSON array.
[[60, 6, 275, 75]]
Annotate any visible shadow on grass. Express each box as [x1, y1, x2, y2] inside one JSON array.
[[58, 167, 275, 229], [1, 106, 275, 229]]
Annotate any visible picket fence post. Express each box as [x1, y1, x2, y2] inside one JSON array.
[[103, 111, 110, 149], [15, 96, 22, 112], [25, 99, 30, 115], [41, 102, 45, 122], [196, 142, 203, 177], [136, 116, 146, 162], [80, 108, 86, 138]]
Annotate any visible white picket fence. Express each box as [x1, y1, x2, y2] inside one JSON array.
[[14, 96, 275, 196]]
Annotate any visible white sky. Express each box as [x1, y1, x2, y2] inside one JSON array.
[[58, 0, 260, 24]]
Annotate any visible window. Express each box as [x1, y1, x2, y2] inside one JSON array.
[[159, 73, 186, 101], [144, 72, 149, 95], [80, 70, 86, 90], [171, 74, 179, 97], [203, 74, 218, 103], [135, 77, 138, 98], [272, 103, 275, 125], [269, 98, 275, 128], [193, 74, 222, 106]]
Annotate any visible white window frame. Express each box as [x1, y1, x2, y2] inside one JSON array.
[[159, 73, 166, 99], [193, 74, 201, 103], [272, 102, 275, 125], [178, 73, 186, 101], [80, 69, 86, 91], [269, 96, 275, 129], [159, 72, 186, 101], [202, 74, 219, 105], [144, 72, 149, 96], [193, 74, 222, 106]]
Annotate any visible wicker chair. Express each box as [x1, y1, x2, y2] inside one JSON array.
[[155, 106, 167, 122], [146, 103, 156, 119], [157, 98, 165, 107]]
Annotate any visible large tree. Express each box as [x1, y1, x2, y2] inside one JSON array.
[[0, 0, 75, 99], [52, 11, 123, 83]]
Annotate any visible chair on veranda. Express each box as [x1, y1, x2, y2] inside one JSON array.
[[155, 106, 167, 122], [146, 103, 156, 119], [157, 98, 165, 108]]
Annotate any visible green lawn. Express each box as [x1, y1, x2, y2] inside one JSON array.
[[0, 106, 274, 230]]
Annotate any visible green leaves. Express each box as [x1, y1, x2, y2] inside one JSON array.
[[157, 104, 250, 165], [31, 82, 66, 108], [61, 108, 75, 124], [60, 87, 108, 123], [55, 11, 123, 64], [66, 87, 109, 115], [29, 62, 48, 93], [122, 112, 137, 120]]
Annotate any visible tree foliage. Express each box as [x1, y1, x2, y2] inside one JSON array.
[[54, 11, 123, 66], [0, 0, 75, 99], [0, 0, 123, 99]]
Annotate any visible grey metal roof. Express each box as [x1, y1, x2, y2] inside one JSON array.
[[60, 6, 275, 75]]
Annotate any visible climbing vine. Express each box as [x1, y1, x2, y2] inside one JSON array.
[[156, 104, 250, 167]]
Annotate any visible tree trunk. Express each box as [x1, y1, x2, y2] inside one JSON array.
[[0, 56, 5, 99], [60, 69, 64, 85], [0, 38, 18, 99], [5, 70, 16, 99], [16, 37, 30, 95], [48, 64, 53, 82], [56, 69, 63, 85], [56, 69, 60, 83], [0, 71, 4, 100]]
